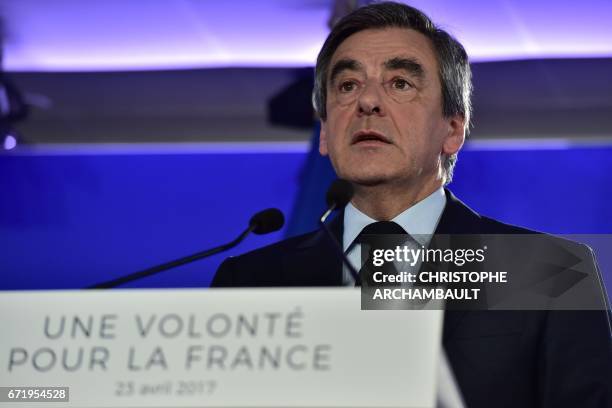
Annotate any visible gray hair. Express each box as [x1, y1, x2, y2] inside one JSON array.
[[313, 1, 472, 183]]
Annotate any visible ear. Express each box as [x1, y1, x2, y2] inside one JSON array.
[[319, 122, 329, 156], [442, 114, 465, 156]]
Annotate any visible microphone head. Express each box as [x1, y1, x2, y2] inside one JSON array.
[[326, 179, 354, 209], [249, 208, 285, 235]]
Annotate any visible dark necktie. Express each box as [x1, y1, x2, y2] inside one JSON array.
[[356, 221, 408, 286]]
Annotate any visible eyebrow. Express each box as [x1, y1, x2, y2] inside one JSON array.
[[329, 58, 364, 83], [384, 57, 425, 79], [329, 57, 426, 84]]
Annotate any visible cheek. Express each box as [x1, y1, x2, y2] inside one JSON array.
[[324, 115, 349, 148], [395, 118, 442, 163], [327, 99, 355, 119]]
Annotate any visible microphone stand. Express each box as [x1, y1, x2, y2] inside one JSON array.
[[320, 205, 361, 285], [87, 225, 255, 289]]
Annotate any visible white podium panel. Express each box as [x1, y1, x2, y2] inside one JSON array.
[[0, 288, 442, 407]]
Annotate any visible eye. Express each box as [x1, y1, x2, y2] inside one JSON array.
[[391, 78, 413, 91], [339, 80, 358, 93]]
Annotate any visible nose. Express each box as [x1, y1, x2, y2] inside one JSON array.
[[357, 81, 384, 116]]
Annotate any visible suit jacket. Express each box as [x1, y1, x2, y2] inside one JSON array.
[[212, 189, 612, 408]]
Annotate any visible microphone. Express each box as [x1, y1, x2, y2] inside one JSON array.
[[321, 178, 354, 223], [250, 208, 285, 234], [319, 179, 360, 284], [87, 208, 284, 289]]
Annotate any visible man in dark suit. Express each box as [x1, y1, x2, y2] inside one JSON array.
[[213, 2, 612, 406]]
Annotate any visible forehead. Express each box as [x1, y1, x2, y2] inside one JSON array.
[[329, 27, 438, 74]]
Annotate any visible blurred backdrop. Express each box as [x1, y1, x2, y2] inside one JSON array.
[[1, 0, 611, 290]]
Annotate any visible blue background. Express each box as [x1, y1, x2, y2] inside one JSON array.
[[1, 144, 611, 291]]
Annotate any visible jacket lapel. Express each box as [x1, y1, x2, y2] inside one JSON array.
[[436, 189, 486, 342], [436, 189, 483, 234], [282, 212, 344, 286]]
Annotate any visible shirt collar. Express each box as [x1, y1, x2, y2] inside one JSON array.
[[343, 187, 446, 250]]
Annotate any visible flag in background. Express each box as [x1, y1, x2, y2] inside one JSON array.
[[284, 122, 337, 238]]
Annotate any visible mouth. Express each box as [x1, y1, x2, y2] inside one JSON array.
[[351, 130, 392, 146]]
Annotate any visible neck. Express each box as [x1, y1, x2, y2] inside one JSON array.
[[351, 179, 443, 221]]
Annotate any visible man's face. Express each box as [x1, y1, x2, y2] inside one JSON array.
[[319, 27, 464, 189]]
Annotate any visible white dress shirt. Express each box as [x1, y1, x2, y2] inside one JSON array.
[[342, 187, 447, 285]]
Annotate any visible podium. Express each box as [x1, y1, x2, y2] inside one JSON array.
[[0, 288, 449, 407]]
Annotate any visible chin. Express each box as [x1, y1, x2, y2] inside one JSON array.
[[341, 170, 396, 187]]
